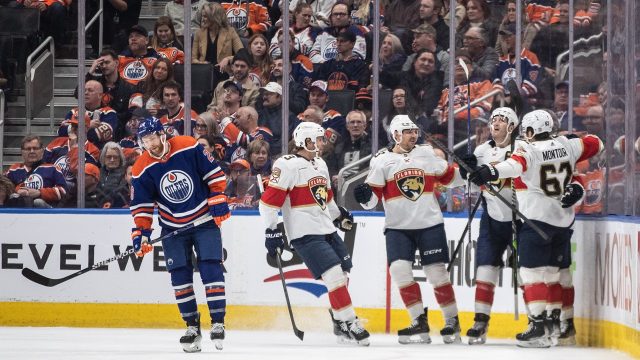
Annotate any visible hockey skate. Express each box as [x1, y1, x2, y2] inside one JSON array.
[[558, 318, 576, 346], [210, 323, 225, 350], [398, 308, 431, 344], [466, 313, 490, 345], [516, 314, 551, 348], [329, 309, 351, 344], [545, 309, 561, 346], [180, 314, 202, 353], [346, 318, 370, 346], [440, 315, 461, 344]]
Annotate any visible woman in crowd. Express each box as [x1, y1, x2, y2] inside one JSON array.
[[132, 58, 174, 116], [151, 16, 185, 64], [95, 142, 129, 208], [195, 112, 221, 139], [379, 33, 406, 73], [246, 139, 271, 179], [192, 2, 244, 68], [379, 86, 424, 146], [350, 0, 375, 27], [456, 0, 498, 49], [248, 34, 273, 87], [495, 0, 537, 56], [270, 3, 317, 58]]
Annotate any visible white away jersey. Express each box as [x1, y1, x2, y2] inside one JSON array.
[[259, 154, 339, 240], [364, 145, 464, 230], [498, 134, 603, 227]]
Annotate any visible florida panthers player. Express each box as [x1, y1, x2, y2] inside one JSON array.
[[258, 122, 370, 346], [469, 110, 603, 347], [353, 115, 466, 344], [463, 107, 522, 345], [130, 117, 231, 352]]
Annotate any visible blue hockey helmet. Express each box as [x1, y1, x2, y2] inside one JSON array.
[[137, 116, 164, 139]]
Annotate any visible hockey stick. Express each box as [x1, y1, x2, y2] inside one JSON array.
[[425, 133, 550, 241], [21, 216, 214, 287], [509, 136, 520, 320], [446, 195, 482, 272], [276, 245, 305, 341], [459, 57, 474, 277]]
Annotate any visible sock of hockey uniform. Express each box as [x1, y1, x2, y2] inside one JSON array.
[[474, 265, 500, 316], [322, 265, 356, 321], [390, 260, 424, 320], [424, 263, 458, 319], [545, 266, 562, 312], [520, 267, 547, 316], [170, 266, 198, 323], [559, 268, 574, 320], [199, 260, 226, 324]]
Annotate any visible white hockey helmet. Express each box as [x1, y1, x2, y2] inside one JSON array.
[[521, 110, 553, 138], [293, 121, 326, 152], [389, 115, 419, 143], [490, 107, 519, 127]]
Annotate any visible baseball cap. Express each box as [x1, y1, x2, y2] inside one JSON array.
[[309, 80, 328, 94], [232, 48, 253, 67], [229, 159, 250, 170], [128, 24, 148, 37], [223, 80, 244, 96], [412, 23, 437, 37], [261, 82, 282, 95], [498, 23, 517, 36], [336, 30, 357, 43], [555, 80, 569, 89], [85, 163, 101, 180]]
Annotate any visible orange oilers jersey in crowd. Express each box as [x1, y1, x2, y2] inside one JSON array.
[[259, 154, 340, 240], [495, 134, 603, 227], [220, 0, 271, 35], [156, 46, 185, 64], [437, 80, 493, 122], [130, 136, 227, 230], [526, 1, 556, 24], [118, 48, 160, 86], [159, 105, 199, 136], [362, 145, 465, 230], [58, 106, 119, 146]]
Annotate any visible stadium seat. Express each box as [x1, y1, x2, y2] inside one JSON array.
[[326, 90, 355, 116], [173, 64, 219, 113]]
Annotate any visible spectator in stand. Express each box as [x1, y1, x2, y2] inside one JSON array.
[[151, 16, 185, 65], [214, 80, 244, 118], [192, 2, 244, 67], [582, 104, 605, 140], [19, 0, 69, 55], [219, 0, 271, 38], [269, 3, 319, 58], [493, 23, 541, 100], [380, 49, 443, 120], [432, 49, 493, 152], [379, 86, 424, 146], [224, 158, 260, 210], [315, 30, 370, 92], [301, 80, 347, 145], [379, 33, 406, 74], [495, 0, 538, 57], [456, 0, 498, 50], [95, 142, 129, 208], [219, 105, 273, 154], [59, 80, 119, 149], [89, 0, 142, 54], [300, 105, 325, 125], [195, 112, 221, 139], [350, 0, 375, 27], [329, 110, 371, 183], [353, 88, 372, 120], [165, 0, 208, 37], [441, 0, 466, 27], [552, 81, 584, 131], [119, 107, 146, 158], [257, 82, 298, 155], [5, 135, 67, 208], [246, 139, 272, 178], [383, 0, 421, 39], [209, 49, 260, 108], [86, 49, 137, 138], [273, 29, 315, 89], [263, 56, 309, 115], [463, 26, 500, 82], [530, 0, 571, 71], [403, 23, 450, 80], [158, 81, 199, 136], [288, 0, 336, 28], [248, 34, 273, 87], [310, 2, 368, 63], [197, 134, 218, 156], [118, 25, 160, 86], [64, 163, 101, 208], [129, 58, 174, 117], [418, 0, 450, 51]]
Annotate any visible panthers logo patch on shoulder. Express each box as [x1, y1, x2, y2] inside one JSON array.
[[394, 168, 425, 201], [308, 176, 328, 210]]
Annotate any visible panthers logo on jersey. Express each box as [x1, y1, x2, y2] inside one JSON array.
[[308, 176, 328, 210], [394, 168, 425, 201], [160, 170, 194, 204]]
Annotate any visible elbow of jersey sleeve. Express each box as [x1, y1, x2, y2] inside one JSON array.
[[494, 159, 523, 179], [258, 201, 279, 230]]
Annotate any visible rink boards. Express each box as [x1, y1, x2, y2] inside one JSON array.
[[0, 209, 639, 357]]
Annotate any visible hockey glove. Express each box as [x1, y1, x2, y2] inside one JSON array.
[[265, 227, 285, 258], [334, 206, 354, 232], [208, 192, 231, 226], [560, 183, 585, 208], [458, 154, 478, 179], [353, 183, 373, 204], [132, 228, 153, 258], [469, 165, 499, 186]]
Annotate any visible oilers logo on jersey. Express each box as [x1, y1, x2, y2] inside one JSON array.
[[160, 170, 194, 203], [323, 40, 338, 61], [394, 168, 425, 201], [226, 8, 248, 31], [23, 174, 44, 189], [308, 176, 328, 209], [501, 68, 517, 86], [585, 178, 602, 205], [123, 61, 148, 81], [54, 156, 73, 182]]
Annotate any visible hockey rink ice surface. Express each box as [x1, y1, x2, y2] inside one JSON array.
[[0, 327, 633, 360]]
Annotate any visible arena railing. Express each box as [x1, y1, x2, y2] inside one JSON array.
[[25, 36, 54, 134], [85, 0, 104, 55]]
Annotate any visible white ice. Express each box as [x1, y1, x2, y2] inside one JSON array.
[[0, 327, 633, 360]]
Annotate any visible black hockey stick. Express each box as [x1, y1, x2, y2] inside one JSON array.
[[275, 245, 305, 341], [21, 216, 213, 287], [425, 133, 550, 242], [446, 195, 482, 272]]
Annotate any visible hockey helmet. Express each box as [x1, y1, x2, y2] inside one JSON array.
[[521, 110, 553, 139], [490, 107, 519, 127], [293, 121, 325, 152], [389, 115, 419, 143], [137, 116, 164, 139]]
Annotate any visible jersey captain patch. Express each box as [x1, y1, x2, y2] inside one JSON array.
[[308, 176, 328, 210], [160, 170, 194, 203], [394, 168, 425, 201]]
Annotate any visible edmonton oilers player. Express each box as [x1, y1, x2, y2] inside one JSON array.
[[259, 122, 370, 345], [130, 117, 230, 352]]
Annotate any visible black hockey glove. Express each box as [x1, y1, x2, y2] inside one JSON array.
[[469, 165, 499, 186], [265, 227, 285, 258], [353, 183, 373, 204], [560, 183, 585, 208], [334, 206, 354, 232], [458, 154, 478, 179]]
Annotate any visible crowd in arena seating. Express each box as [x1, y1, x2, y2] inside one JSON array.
[[0, 0, 615, 212]]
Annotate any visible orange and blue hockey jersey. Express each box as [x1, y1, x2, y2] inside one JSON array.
[[43, 138, 100, 184], [130, 136, 227, 230], [5, 161, 67, 204], [159, 105, 199, 136], [493, 48, 541, 97], [118, 48, 160, 86], [155, 44, 185, 64], [58, 107, 119, 147], [220, 0, 271, 35]]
